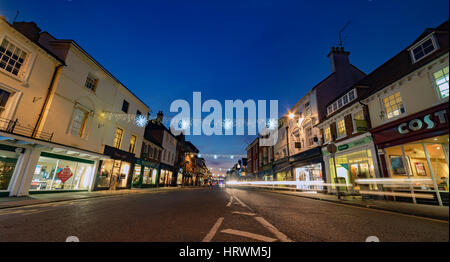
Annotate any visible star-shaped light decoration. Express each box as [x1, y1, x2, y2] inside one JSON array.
[[267, 118, 278, 130], [135, 114, 149, 127]]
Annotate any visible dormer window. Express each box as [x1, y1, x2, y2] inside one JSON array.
[[410, 34, 439, 63], [327, 88, 357, 116]]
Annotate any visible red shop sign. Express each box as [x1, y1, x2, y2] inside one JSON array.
[[57, 167, 73, 184], [371, 103, 449, 148]]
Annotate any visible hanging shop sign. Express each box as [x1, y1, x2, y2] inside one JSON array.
[[354, 119, 369, 132], [371, 103, 449, 147], [57, 167, 73, 184]]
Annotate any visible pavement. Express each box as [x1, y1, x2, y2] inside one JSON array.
[[227, 185, 450, 221], [0, 186, 448, 242], [0, 186, 191, 210]]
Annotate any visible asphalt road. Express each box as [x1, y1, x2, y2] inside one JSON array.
[[0, 187, 448, 242]]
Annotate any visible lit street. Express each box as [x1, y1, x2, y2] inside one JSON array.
[[0, 187, 447, 242]]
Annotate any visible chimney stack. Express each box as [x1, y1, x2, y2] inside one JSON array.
[[327, 46, 351, 73], [12, 22, 41, 42], [156, 111, 164, 124]]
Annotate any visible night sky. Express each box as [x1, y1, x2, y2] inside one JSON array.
[[1, 0, 448, 174]]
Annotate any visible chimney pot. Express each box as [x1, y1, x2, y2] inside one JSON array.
[[327, 46, 350, 73]]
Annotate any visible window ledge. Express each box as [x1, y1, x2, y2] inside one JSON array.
[[0, 69, 24, 83]]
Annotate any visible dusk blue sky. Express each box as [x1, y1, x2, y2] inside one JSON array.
[[0, 0, 448, 174]]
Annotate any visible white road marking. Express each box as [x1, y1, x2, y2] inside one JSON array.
[[202, 217, 224, 242], [232, 211, 256, 216], [226, 196, 233, 207], [232, 196, 254, 212], [254, 216, 293, 242], [221, 229, 277, 242]]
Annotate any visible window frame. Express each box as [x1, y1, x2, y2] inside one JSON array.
[[324, 126, 332, 143], [129, 135, 137, 153], [352, 110, 365, 134], [71, 107, 89, 137], [122, 100, 129, 113], [84, 74, 98, 92], [409, 34, 439, 64], [113, 128, 124, 149], [0, 36, 31, 80], [336, 118, 346, 139], [382, 91, 406, 121], [430, 64, 449, 101]]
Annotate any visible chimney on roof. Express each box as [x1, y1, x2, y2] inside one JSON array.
[[12, 22, 41, 42], [327, 46, 351, 73], [156, 111, 164, 124]]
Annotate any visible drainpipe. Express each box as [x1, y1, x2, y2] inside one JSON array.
[[32, 64, 64, 138]]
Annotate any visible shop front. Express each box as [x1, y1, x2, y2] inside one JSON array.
[[159, 163, 174, 187], [95, 145, 135, 190], [322, 134, 379, 194], [289, 147, 324, 191], [371, 103, 449, 206], [259, 163, 273, 181], [30, 152, 97, 193], [131, 158, 159, 188], [0, 144, 22, 196]]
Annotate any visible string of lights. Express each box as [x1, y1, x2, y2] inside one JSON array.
[[185, 152, 246, 160]]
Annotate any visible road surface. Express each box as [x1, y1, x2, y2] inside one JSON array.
[[0, 187, 447, 242]]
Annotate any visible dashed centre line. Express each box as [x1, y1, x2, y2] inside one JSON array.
[[202, 217, 224, 242], [254, 216, 293, 242], [232, 211, 256, 216], [221, 229, 278, 242]]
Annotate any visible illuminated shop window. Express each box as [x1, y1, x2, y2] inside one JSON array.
[[337, 119, 346, 138], [129, 135, 136, 153], [113, 128, 123, 148], [324, 127, 331, 142], [383, 92, 405, 119], [433, 66, 449, 99]]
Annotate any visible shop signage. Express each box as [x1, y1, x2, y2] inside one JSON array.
[[338, 144, 349, 151], [322, 137, 372, 155], [397, 110, 447, 134], [135, 158, 159, 168], [57, 167, 73, 184], [354, 119, 368, 132], [371, 103, 449, 147], [104, 145, 135, 163], [263, 164, 273, 171]]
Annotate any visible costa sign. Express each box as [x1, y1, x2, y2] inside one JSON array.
[[371, 103, 449, 147], [398, 110, 447, 134]]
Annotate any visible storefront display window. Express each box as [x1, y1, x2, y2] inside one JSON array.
[[0, 150, 19, 191], [159, 169, 173, 185], [384, 135, 449, 193], [97, 159, 131, 189], [295, 163, 323, 190], [31, 155, 95, 191], [132, 164, 141, 186], [328, 149, 376, 191]]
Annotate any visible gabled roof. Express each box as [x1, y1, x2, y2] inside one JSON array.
[[319, 20, 449, 124], [184, 141, 199, 153], [359, 20, 449, 100]]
